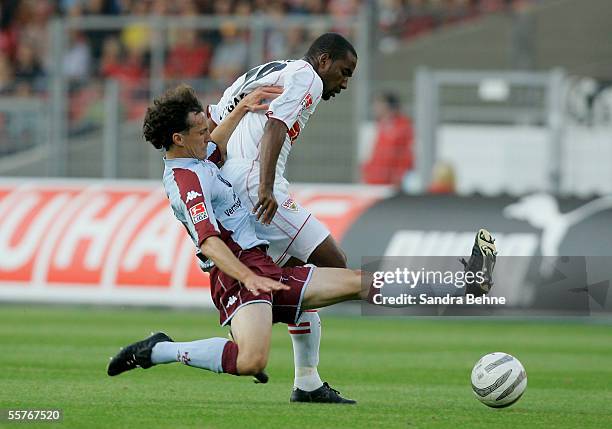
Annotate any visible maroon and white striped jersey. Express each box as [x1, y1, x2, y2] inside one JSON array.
[[162, 157, 267, 263]]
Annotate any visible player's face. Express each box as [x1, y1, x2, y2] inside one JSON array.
[[181, 112, 210, 160], [320, 52, 357, 101]]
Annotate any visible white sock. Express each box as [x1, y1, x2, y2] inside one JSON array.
[[288, 310, 323, 391], [151, 338, 228, 373]]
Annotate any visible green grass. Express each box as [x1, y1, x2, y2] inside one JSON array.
[[1, 305, 611, 429]]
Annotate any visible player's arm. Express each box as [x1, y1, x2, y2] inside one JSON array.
[[253, 118, 287, 224], [172, 166, 281, 296], [253, 65, 318, 225], [209, 86, 283, 161], [200, 236, 289, 295]]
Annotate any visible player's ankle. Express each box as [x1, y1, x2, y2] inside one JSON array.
[[294, 368, 323, 391]]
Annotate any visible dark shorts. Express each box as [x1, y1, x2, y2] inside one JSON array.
[[209, 247, 314, 326]]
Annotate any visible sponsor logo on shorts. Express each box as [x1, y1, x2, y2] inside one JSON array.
[[185, 190, 202, 203], [189, 202, 209, 224], [282, 198, 299, 212], [227, 295, 237, 307]]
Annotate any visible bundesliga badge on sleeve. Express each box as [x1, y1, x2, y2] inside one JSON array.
[[189, 202, 209, 224]]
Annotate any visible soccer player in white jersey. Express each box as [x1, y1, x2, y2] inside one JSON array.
[[207, 33, 358, 400], [107, 85, 497, 405]]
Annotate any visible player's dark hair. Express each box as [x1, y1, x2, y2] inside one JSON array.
[[142, 84, 203, 151], [304, 32, 357, 63]]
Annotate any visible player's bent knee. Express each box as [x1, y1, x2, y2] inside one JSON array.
[[237, 350, 268, 375], [309, 236, 348, 268], [325, 245, 347, 268], [335, 251, 348, 269], [238, 357, 268, 376], [325, 249, 347, 269]]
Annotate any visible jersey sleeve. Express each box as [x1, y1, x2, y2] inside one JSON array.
[[171, 167, 220, 248], [266, 65, 320, 129], [207, 104, 221, 126], [206, 141, 223, 167]]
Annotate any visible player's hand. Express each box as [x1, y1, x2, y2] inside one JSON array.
[[253, 187, 278, 225], [240, 86, 283, 113], [243, 274, 289, 296]]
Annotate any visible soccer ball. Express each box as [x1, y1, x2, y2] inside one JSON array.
[[471, 352, 527, 408]]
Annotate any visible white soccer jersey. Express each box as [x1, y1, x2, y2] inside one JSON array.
[[163, 157, 267, 265], [208, 59, 323, 182]]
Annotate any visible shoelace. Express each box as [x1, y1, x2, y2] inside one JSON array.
[[322, 382, 341, 396]]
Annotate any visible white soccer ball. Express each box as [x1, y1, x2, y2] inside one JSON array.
[[471, 352, 527, 408]]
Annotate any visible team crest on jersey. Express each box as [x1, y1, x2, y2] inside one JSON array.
[[282, 197, 299, 212], [189, 202, 209, 224]]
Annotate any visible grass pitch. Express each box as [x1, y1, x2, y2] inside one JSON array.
[[1, 304, 611, 429]]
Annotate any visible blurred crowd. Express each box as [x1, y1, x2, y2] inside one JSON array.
[[0, 0, 534, 158], [377, 0, 535, 51], [0, 0, 537, 98], [0, 0, 360, 99]]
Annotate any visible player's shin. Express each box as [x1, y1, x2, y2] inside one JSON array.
[[151, 338, 240, 375], [288, 310, 323, 391]]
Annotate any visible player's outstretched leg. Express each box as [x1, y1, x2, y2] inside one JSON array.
[[460, 228, 497, 296], [302, 267, 364, 309], [300, 229, 498, 309], [107, 303, 273, 378]]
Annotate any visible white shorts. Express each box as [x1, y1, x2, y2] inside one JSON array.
[[221, 160, 330, 266]]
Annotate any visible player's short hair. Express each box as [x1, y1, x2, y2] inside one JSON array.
[[142, 84, 203, 151], [304, 32, 357, 62]]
